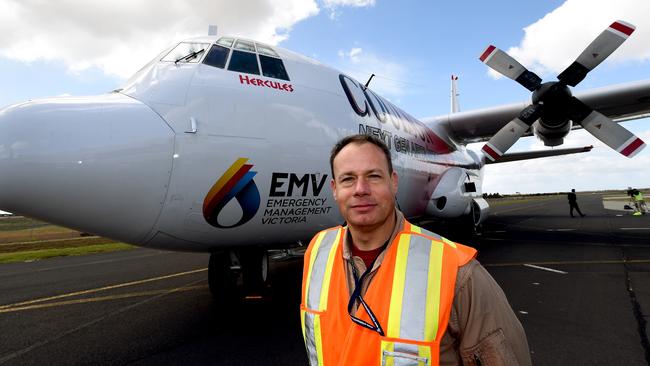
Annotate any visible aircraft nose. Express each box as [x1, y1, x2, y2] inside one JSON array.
[[0, 93, 175, 244]]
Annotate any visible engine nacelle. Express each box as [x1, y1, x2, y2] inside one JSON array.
[[426, 167, 473, 218], [532, 119, 572, 147], [470, 198, 490, 226]]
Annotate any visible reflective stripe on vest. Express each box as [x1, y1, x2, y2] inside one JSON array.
[[383, 232, 445, 363], [301, 228, 342, 366], [301, 223, 475, 366]]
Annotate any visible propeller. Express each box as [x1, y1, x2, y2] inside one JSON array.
[[480, 20, 645, 162]]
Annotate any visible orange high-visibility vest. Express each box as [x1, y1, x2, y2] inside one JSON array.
[[300, 221, 476, 366]]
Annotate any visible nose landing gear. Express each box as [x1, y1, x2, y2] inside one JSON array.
[[208, 249, 270, 306]]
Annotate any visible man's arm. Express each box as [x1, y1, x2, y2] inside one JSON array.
[[454, 260, 532, 366]]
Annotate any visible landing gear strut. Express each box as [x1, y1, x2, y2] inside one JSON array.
[[208, 249, 269, 304]]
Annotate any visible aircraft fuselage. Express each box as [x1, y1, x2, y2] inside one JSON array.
[[0, 36, 485, 252]]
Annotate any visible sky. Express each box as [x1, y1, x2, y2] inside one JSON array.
[[0, 0, 649, 195]]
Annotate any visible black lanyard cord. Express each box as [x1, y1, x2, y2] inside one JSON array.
[[347, 239, 389, 336]]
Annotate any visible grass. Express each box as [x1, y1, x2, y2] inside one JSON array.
[[0, 216, 136, 263], [0, 237, 122, 253], [0, 243, 135, 263], [0, 217, 51, 231]]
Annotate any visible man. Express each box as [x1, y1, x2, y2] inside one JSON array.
[[300, 134, 531, 365], [568, 189, 585, 217], [632, 189, 646, 215]]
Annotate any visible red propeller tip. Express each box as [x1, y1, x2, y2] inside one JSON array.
[[479, 45, 496, 62], [482, 143, 502, 161], [610, 21, 635, 36], [620, 137, 645, 157]]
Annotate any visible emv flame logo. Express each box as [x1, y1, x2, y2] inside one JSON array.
[[203, 158, 261, 228]]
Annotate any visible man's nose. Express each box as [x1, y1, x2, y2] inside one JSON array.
[[353, 177, 371, 195]]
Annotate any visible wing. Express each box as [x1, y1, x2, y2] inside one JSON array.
[[488, 145, 593, 164], [427, 79, 650, 144]]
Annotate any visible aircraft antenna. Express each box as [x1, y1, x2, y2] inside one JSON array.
[[450, 75, 460, 113], [364, 73, 375, 90]]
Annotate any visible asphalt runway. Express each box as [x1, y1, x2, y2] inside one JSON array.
[[0, 193, 649, 365]]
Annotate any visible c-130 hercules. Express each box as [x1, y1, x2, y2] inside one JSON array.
[[0, 20, 647, 299]]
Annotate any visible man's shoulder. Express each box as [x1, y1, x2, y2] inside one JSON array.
[[405, 223, 477, 264], [308, 226, 343, 246], [313, 225, 343, 236], [404, 223, 453, 245]]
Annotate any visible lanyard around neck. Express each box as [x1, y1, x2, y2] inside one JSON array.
[[347, 239, 389, 336]]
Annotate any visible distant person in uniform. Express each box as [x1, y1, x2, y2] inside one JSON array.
[[568, 189, 585, 217], [632, 189, 647, 215]]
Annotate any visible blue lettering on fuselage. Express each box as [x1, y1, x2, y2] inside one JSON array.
[[339, 74, 453, 154]]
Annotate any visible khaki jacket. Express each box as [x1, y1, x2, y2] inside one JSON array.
[[342, 211, 532, 365]]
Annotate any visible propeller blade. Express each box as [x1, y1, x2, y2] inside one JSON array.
[[568, 97, 646, 157], [558, 20, 635, 87], [479, 45, 542, 91], [482, 104, 544, 161]]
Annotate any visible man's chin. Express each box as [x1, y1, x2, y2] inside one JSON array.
[[347, 215, 382, 228]]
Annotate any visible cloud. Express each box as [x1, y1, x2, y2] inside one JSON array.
[[321, 0, 375, 19], [0, 0, 320, 78], [487, 0, 650, 79], [336, 47, 410, 101], [323, 0, 375, 6]]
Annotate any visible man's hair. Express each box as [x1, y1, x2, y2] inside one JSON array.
[[329, 134, 393, 178]]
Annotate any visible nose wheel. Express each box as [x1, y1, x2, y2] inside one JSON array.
[[208, 249, 270, 305]]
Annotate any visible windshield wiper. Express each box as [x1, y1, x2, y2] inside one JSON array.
[[175, 48, 206, 64]]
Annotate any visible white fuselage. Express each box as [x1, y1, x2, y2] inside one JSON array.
[[0, 36, 484, 251]]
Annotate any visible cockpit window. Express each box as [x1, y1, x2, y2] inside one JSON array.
[[256, 43, 279, 58], [161, 42, 209, 63], [203, 38, 290, 80], [234, 40, 256, 53], [259, 55, 289, 80], [216, 37, 234, 48], [228, 50, 260, 75], [203, 44, 230, 69]]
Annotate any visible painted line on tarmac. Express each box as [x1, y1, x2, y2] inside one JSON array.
[[0, 267, 207, 310], [0, 250, 169, 278], [0, 285, 208, 314], [480, 238, 649, 248], [620, 228, 650, 230], [0, 278, 205, 365], [546, 229, 576, 232], [485, 259, 650, 267], [492, 200, 557, 215], [523, 264, 568, 274]]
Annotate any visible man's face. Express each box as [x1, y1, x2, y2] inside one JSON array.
[[330, 142, 398, 230]]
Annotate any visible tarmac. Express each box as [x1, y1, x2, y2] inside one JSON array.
[[0, 193, 648, 365]]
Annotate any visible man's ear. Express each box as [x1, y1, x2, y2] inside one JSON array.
[[330, 178, 337, 201]]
